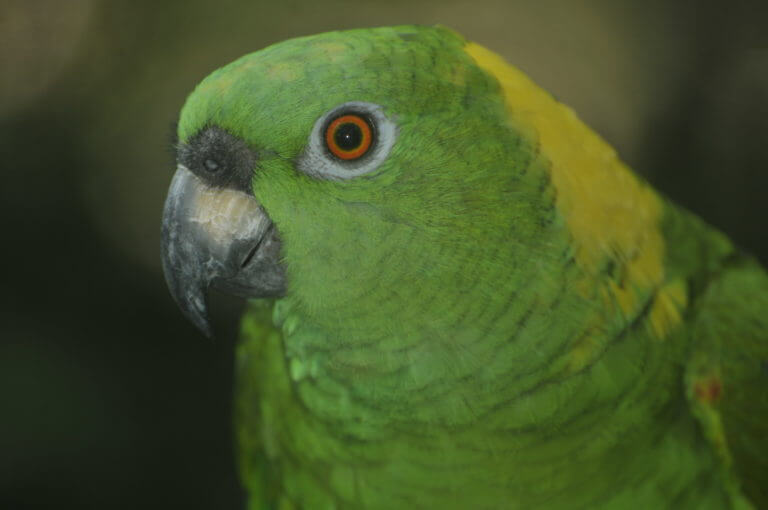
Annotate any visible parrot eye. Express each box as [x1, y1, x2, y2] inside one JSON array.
[[324, 114, 373, 160], [297, 101, 397, 180]]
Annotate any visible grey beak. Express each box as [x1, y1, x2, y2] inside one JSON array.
[[160, 165, 285, 337]]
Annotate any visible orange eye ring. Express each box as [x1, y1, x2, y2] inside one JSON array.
[[324, 114, 373, 160]]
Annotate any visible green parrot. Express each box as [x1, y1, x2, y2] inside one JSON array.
[[160, 25, 768, 509]]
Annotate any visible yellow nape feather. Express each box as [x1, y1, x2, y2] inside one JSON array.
[[465, 42, 685, 340]]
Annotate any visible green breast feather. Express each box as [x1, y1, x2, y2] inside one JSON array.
[[160, 25, 768, 509]]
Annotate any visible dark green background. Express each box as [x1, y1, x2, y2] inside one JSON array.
[[1, 1, 766, 508]]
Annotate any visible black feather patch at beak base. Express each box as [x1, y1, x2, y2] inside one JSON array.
[[177, 126, 259, 193]]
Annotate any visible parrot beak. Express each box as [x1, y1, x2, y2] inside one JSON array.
[[160, 165, 285, 337]]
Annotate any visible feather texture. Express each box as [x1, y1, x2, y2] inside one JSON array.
[[172, 25, 768, 509]]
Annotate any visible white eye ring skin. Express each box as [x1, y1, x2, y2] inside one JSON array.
[[297, 101, 397, 180]]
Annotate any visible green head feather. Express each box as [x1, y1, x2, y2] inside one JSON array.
[[178, 26, 564, 341]]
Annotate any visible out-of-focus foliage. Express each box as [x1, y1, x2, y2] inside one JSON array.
[[1, 1, 765, 508]]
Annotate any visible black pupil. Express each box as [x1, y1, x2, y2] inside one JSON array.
[[334, 122, 363, 151]]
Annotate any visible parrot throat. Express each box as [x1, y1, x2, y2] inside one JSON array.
[[239, 250, 721, 508]]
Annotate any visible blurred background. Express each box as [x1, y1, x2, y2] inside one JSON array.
[[1, 0, 766, 508]]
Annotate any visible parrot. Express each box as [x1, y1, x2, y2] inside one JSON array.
[[160, 25, 768, 509]]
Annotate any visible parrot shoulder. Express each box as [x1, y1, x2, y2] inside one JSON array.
[[668, 206, 768, 508], [687, 258, 768, 508]]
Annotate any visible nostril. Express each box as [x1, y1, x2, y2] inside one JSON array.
[[204, 158, 220, 172]]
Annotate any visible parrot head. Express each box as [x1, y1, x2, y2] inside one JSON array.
[[161, 25, 562, 337]]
